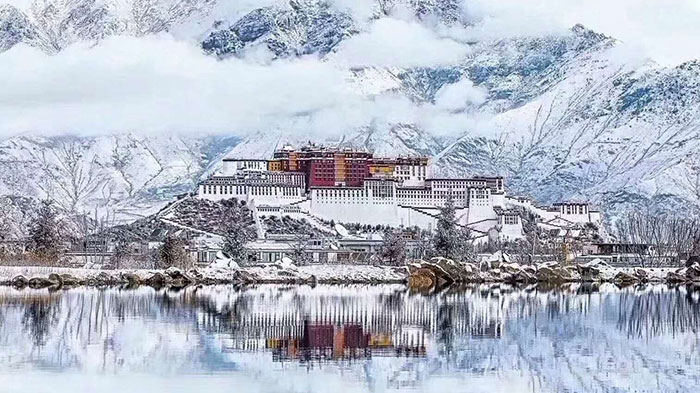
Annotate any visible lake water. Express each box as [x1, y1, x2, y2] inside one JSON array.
[[0, 283, 698, 393]]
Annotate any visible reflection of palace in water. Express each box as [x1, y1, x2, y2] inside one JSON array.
[[2, 284, 700, 393], [194, 286, 506, 363], [266, 320, 426, 362]]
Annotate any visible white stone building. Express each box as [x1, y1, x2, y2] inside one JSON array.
[[506, 197, 604, 238], [199, 161, 530, 243]]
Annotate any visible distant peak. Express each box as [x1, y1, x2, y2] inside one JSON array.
[[678, 59, 700, 72], [570, 23, 611, 42]]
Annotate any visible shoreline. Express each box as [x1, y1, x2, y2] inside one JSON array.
[[0, 264, 409, 288], [1, 259, 700, 289]]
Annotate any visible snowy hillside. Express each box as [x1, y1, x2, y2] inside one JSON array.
[[1, 0, 700, 224], [0, 134, 238, 221], [0, 0, 217, 53]]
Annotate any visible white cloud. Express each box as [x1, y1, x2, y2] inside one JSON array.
[[0, 35, 373, 137], [434, 79, 487, 111], [3, 0, 33, 9], [332, 17, 468, 68], [0, 31, 487, 140], [0, 33, 470, 139], [465, 0, 700, 66], [327, 0, 377, 21], [1, 0, 698, 141]]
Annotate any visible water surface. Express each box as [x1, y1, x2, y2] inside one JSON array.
[[0, 284, 699, 392]]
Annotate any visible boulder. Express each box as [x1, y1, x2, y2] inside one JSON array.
[[501, 262, 522, 275], [96, 272, 116, 285], [487, 251, 511, 269], [535, 265, 574, 282], [563, 265, 581, 281], [515, 269, 537, 283], [145, 272, 171, 286], [233, 269, 257, 283], [28, 277, 55, 288], [686, 263, 700, 281], [408, 260, 455, 286], [613, 271, 639, 285], [308, 274, 318, 285], [48, 273, 64, 286], [501, 272, 516, 283], [121, 272, 142, 286], [666, 270, 687, 283], [686, 255, 700, 268], [634, 268, 649, 281], [60, 274, 81, 286], [408, 268, 437, 290], [429, 257, 479, 282], [536, 267, 559, 282], [482, 270, 501, 282], [11, 275, 28, 287], [577, 262, 602, 281], [276, 257, 297, 271], [522, 265, 536, 274], [166, 267, 194, 286], [536, 261, 560, 272], [186, 268, 206, 284]]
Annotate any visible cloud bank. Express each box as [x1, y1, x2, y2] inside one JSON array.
[[2, 0, 698, 140], [462, 0, 700, 66], [0, 35, 362, 136], [0, 32, 479, 139], [333, 17, 468, 68]]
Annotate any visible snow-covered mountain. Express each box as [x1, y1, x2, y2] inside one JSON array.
[[2, 0, 700, 225], [0, 0, 216, 53], [0, 134, 238, 222]]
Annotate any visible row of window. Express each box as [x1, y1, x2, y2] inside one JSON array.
[[563, 205, 587, 215], [503, 215, 519, 225], [202, 184, 302, 196]]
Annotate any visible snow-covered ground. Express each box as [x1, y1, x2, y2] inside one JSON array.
[[0, 263, 409, 285]]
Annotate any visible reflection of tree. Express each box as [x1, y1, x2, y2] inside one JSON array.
[[437, 304, 454, 356], [617, 288, 700, 338], [22, 298, 61, 347]]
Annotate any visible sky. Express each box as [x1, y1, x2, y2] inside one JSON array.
[[0, 0, 699, 138]]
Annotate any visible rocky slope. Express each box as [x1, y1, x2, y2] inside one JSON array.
[[0, 134, 238, 221], [0, 0, 216, 53], [1, 0, 699, 225]]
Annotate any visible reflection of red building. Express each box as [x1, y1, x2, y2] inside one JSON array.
[[303, 323, 335, 348], [268, 320, 425, 363]]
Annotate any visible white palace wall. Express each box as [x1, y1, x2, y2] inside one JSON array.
[[198, 183, 306, 206], [198, 170, 526, 240]]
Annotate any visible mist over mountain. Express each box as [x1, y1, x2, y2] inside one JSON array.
[[1, 0, 699, 227]]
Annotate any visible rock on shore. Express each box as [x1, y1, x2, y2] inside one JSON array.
[[2, 258, 698, 289], [407, 257, 696, 289], [0, 261, 408, 289]]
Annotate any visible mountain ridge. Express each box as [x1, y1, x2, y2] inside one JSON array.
[[1, 0, 699, 226]]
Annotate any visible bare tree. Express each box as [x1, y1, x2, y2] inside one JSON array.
[[221, 201, 256, 264], [0, 206, 9, 241], [111, 240, 131, 270], [28, 200, 65, 263], [616, 211, 700, 267], [158, 234, 191, 269], [380, 229, 407, 266], [289, 233, 312, 266]]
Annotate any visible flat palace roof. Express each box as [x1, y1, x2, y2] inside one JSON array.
[[222, 158, 269, 162]]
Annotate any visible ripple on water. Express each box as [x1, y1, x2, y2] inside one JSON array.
[[0, 284, 699, 393]]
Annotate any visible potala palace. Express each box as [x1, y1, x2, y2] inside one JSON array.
[[198, 144, 602, 242]]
